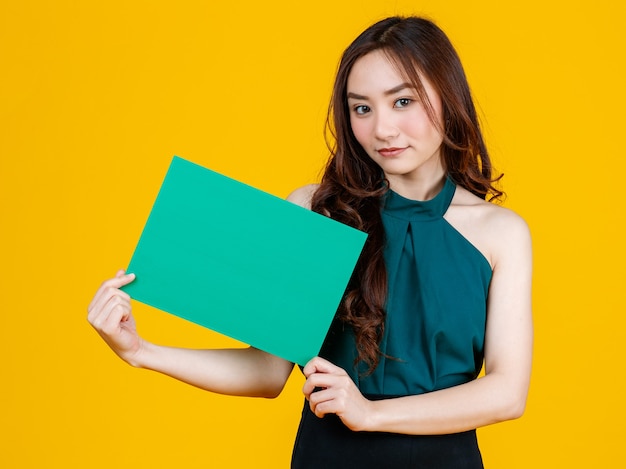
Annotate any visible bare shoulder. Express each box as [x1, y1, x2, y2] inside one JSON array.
[[286, 184, 319, 210], [452, 186, 530, 235], [447, 186, 531, 268]]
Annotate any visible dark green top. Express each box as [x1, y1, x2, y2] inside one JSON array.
[[320, 177, 493, 396]]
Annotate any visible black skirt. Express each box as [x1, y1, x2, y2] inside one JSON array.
[[291, 398, 484, 469]]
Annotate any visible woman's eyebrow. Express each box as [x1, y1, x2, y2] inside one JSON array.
[[347, 83, 414, 100], [347, 91, 368, 100], [384, 83, 414, 95]]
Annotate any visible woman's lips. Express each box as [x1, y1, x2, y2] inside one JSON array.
[[377, 147, 406, 157]]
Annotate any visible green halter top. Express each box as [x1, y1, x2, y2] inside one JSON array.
[[320, 177, 493, 396]]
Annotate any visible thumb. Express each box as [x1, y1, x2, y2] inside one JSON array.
[[113, 269, 136, 287]]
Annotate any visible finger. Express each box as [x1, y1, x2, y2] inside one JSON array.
[[92, 293, 132, 334], [308, 389, 337, 418], [104, 270, 135, 292], [302, 356, 338, 378], [92, 292, 130, 327], [302, 371, 344, 399], [89, 281, 132, 324], [88, 287, 131, 326], [88, 284, 130, 320], [308, 386, 330, 406], [88, 271, 135, 313], [302, 380, 318, 400]]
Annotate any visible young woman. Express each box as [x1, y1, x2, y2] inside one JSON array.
[[88, 16, 532, 468]]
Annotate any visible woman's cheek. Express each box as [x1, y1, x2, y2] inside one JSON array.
[[350, 121, 370, 151]]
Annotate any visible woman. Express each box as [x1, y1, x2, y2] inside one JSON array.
[[88, 16, 532, 468]]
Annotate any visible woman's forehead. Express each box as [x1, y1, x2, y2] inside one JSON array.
[[347, 49, 434, 97]]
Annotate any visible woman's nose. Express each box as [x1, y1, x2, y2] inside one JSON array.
[[373, 112, 399, 141]]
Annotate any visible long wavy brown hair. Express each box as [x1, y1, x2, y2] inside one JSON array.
[[311, 16, 503, 374]]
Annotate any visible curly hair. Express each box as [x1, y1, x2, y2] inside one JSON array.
[[311, 16, 503, 374]]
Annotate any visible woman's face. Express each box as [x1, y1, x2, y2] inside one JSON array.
[[347, 50, 445, 188]]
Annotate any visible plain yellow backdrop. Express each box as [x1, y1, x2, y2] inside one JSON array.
[[1, 0, 624, 467]]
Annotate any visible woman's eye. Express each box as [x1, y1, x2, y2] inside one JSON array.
[[394, 98, 412, 108], [354, 105, 370, 115]]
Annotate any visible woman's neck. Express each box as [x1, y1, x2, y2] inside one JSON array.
[[385, 167, 447, 201]]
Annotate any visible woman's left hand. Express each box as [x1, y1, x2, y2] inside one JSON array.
[[302, 356, 373, 431]]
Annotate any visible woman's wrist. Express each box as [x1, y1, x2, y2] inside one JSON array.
[[123, 338, 153, 369]]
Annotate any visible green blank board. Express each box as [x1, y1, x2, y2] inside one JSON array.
[[122, 156, 367, 366]]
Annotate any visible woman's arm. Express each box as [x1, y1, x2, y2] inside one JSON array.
[[87, 187, 323, 399], [88, 270, 294, 398], [303, 208, 533, 434], [136, 344, 294, 398]]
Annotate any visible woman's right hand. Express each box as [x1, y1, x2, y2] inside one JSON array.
[[87, 270, 295, 397], [87, 270, 143, 366]]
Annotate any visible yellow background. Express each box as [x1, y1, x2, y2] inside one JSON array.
[[1, 0, 624, 467]]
